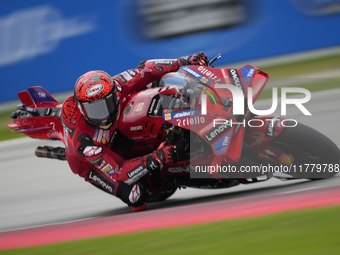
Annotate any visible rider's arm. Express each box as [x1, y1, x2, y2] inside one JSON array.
[[76, 133, 175, 206], [76, 133, 146, 184], [76, 132, 174, 184], [113, 52, 209, 95], [61, 96, 175, 208]]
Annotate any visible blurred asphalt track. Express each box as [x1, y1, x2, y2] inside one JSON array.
[[1, 185, 339, 250], [0, 88, 339, 233]]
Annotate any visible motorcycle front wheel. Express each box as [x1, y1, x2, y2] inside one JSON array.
[[270, 121, 340, 179]]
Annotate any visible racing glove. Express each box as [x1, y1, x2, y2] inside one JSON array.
[[178, 51, 209, 67], [142, 145, 176, 171]]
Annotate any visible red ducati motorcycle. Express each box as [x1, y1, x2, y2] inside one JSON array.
[[7, 55, 340, 202]]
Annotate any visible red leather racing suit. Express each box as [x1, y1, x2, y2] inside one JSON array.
[[61, 58, 188, 207]]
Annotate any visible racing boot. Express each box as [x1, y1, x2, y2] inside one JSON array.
[[116, 181, 148, 212]]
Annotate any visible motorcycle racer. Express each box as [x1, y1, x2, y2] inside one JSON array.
[[61, 52, 209, 211]]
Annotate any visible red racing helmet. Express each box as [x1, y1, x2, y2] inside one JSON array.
[[74, 70, 119, 129]]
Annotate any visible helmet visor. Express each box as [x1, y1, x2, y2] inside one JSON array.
[[81, 94, 117, 127]]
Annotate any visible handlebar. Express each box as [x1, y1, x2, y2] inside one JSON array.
[[208, 53, 222, 67]]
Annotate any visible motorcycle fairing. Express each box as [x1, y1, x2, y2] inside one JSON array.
[[161, 65, 270, 164], [18, 86, 60, 108], [239, 65, 256, 87], [119, 87, 169, 147], [245, 115, 293, 165], [27, 87, 60, 105], [7, 86, 64, 141]]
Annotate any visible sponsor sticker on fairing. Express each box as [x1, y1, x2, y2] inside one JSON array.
[[180, 66, 211, 85], [28, 87, 57, 103], [136, 103, 144, 112], [200, 77, 209, 83], [279, 154, 295, 165], [34, 92, 46, 98], [197, 66, 219, 80], [204, 120, 232, 143], [240, 66, 255, 87], [266, 115, 280, 137], [162, 108, 201, 121], [173, 110, 191, 119], [176, 116, 205, 127], [148, 97, 158, 115], [227, 69, 245, 93], [199, 118, 221, 135], [221, 68, 231, 85], [213, 133, 231, 154]]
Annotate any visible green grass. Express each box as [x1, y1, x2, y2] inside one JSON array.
[[0, 110, 25, 141], [257, 77, 340, 100], [258, 54, 340, 78], [2, 205, 340, 255]]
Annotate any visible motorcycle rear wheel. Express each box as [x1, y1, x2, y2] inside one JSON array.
[[270, 121, 340, 179]]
